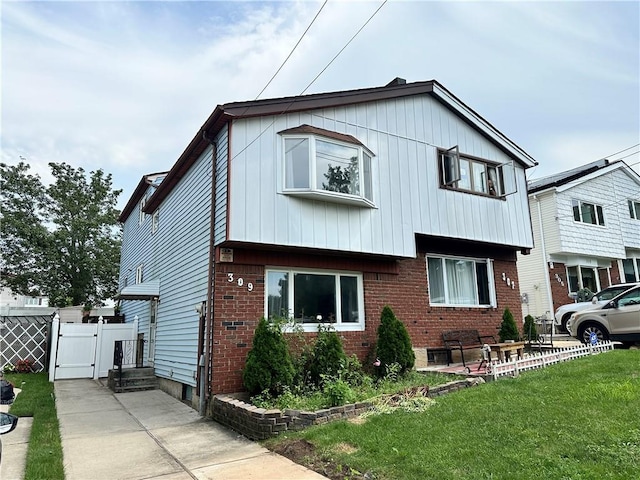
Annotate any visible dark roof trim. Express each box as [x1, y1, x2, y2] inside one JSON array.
[[131, 79, 536, 219], [278, 124, 365, 148], [119, 171, 170, 223]]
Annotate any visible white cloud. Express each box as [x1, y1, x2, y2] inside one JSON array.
[[1, 0, 638, 206]]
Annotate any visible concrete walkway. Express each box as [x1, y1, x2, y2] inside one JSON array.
[[1, 388, 32, 480], [55, 379, 325, 480]]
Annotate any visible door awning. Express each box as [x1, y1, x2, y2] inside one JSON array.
[[115, 279, 160, 300]]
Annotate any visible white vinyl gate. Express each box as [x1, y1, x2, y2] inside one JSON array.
[[48, 314, 138, 381]]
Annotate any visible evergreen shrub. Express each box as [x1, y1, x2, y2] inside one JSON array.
[[243, 317, 294, 395], [498, 307, 520, 342], [309, 324, 347, 386], [375, 305, 415, 377]]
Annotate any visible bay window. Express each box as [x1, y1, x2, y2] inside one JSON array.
[[266, 268, 365, 331], [281, 125, 374, 207], [427, 256, 495, 307]]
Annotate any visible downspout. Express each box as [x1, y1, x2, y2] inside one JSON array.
[[201, 131, 217, 416], [535, 194, 555, 335]]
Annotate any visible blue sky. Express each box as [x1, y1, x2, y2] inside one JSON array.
[[2, 0, 638, 208]]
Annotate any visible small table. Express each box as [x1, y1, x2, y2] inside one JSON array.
[[488, 342, 525, 362]]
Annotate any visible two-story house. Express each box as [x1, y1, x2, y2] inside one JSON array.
[[117, 78, 537, 406], [517, 159, 640, 330]]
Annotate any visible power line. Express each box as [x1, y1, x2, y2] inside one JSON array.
[[228, 0, 388, 165], [252, 0, 328, 101]]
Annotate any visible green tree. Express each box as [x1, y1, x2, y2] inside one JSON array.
[[523, 314, 538, 342], [0, 161, 122, 307], [498, 307, 520, 342], [375, 305, 415, 377], [309, 324, 347, 386]]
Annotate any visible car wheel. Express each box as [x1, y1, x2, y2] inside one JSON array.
[[577, 322, 609, 344], [561, 313, 573, 333]]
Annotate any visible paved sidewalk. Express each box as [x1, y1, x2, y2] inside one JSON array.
[[56, 379, 325, 480], [1, 388, 32, 480]]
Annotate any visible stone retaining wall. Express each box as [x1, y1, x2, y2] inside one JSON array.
[[211, 378, 483, 441]]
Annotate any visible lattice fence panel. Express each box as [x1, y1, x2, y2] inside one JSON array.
[[0, 319, 49, 372]]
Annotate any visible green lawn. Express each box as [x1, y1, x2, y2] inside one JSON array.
[[265, 349, 640, 480], [6, 372, 64, 480]]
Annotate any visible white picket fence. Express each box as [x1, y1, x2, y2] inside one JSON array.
[[487, 341, 615, 380]]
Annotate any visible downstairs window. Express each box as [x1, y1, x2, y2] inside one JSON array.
[[427, 256, 495, 307], [266, 268, 364, 331]]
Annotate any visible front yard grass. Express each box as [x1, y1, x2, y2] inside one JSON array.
[[264, 349, 640, 480], [6, 372, 64, 480]]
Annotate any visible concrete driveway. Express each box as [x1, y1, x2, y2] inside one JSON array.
[[55, 379, 325, 480]]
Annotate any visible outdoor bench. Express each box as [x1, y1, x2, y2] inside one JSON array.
[[442, 329, 496, 367]]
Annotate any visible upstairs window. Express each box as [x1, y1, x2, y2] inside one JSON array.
[[280, 125, 374, 207], [135, 264, 144, 284], [266, 268, 364, 332], [572, 200, 604, 226], [151, 210, 159, 234], [629, 200, 640, 220], [440, 146, 516, 197], [138, 197, 146, 224]]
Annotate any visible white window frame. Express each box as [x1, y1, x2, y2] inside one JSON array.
[[135, 264, 144, 284], [151, 209, 159, 234], [629, 200, 640, 220], [281, 134, 375, 208], [566, 265, 600, 294], [265, 267, 365, 332], [572, 199, 605, 226], [439, 146, 516, 198], [620, 258, 640, 283], [426, 255, 496, 307], [138, 197, 147, 225]]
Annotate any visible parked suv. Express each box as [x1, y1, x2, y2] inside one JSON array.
[[566, 285, 640, 346], [554, 282, 640, 332]]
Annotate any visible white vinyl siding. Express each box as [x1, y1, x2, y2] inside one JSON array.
[[228, 95, 533, 258]]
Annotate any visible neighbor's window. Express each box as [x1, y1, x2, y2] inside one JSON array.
[[440, 147, 515, 197], [566, 265, 599, 294], [629, 200, 640, 220], [266, 268, 364, 331], [572, 200, 605, 226], [426, 256, 494, 306], [621, 258, 640, 282], [281, 126, 374, 207]]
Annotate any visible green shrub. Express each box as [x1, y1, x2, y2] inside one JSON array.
[[322, 376, 356, 407], [309, 324, 347, 386], [523, 314, 538, 341], [498, 307, 520, 342], [375, 305, 415, 377], [243, 317, 295, 395]]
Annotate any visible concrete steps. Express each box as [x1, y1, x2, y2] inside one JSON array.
[[107, 367, 157, 393]]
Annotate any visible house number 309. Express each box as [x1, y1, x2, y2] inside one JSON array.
[[227, 273, 253, 292]]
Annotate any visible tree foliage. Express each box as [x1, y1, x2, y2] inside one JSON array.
[[375, 305, 415, 377], [0, 161, 122, 307], [309, 325, 347, 386], [523, 314, 538, 342]]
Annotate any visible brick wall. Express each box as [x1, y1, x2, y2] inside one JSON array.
[[548, 262, 569, 315], [210, 241, 523, 395]]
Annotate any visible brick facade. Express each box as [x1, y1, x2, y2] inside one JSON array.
[[210, 239, 524, 394]]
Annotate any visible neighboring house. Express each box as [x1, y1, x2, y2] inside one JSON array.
[[117, 78, 537, 406], [517, 159, 640, 326], [0, 287, 53, 316]]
